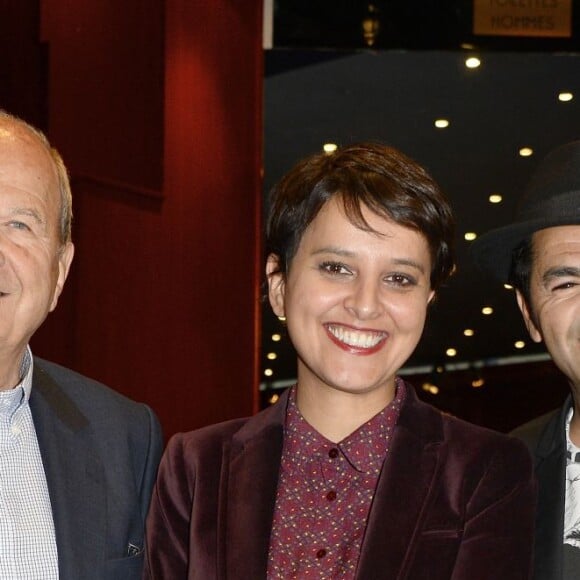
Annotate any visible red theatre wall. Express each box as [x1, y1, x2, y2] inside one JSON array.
[[33, 0, 263, 439]]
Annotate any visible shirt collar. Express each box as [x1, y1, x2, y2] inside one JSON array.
[[0, 346, 33, 419], [565, 407, 580, 461], [19, 346, 33, 402], [284, 378, 406, 474]]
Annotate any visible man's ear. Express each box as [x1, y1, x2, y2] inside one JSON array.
[[266, 254, 286, 318], [50, 242, 75, 312], [515, 289, 542, 343]]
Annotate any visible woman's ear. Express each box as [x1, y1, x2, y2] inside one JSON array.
[[427, 289, 436, 305], [516, 290, 542, 343], [266, 254, 286, 318]]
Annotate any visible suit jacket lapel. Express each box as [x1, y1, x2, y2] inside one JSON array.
[[218, 387, 444, 580], [222, 391, 286, 580], [356, 385, 444, 580], [533, 399, 569, 580], [30, 362, 107, 580]]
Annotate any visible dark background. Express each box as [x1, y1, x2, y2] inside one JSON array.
[[260, 0, 578, 429], [0, 0, 575, 437]]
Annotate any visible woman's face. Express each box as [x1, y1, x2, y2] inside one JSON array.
[[267, 197, 434, 404]]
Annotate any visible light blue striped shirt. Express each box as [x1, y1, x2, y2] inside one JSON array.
[[0, 348, 59, 579]]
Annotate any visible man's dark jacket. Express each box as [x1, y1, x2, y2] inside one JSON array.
[[30, 358, 163, 580], [513, 395, 580, 580]]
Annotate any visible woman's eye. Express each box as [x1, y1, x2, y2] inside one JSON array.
[[386, 273, 415, 286], [320, 261, 351, 275]]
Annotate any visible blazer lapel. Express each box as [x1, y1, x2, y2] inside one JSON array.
[[356, 386, 444, 580], [221, 391, 286, 580], [533, 400, 569, 580], [30, 363, 107, 580], [217, 387, 444, 580]]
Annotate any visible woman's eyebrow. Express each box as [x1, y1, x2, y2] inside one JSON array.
[[311, 246, 356, 258], [310, 248, 426, 273], [392, 258, 426, 274]]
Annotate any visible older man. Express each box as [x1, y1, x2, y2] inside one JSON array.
[[0, 110, 163, 580], [473, 141, 580, 580]]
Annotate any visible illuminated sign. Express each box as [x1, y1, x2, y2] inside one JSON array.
[[473, 0, 572, 37]]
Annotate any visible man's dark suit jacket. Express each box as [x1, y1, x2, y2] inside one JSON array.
[[513, 395, 580, 580], [29, 357, 163, 580], [144, 383, 536, 579]]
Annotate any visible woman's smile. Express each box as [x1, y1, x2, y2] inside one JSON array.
[[324, 323, 388, 354]]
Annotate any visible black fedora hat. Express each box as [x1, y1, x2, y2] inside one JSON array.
[[472, 140, 580, 282]]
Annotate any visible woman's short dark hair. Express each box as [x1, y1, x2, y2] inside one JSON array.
[[266, 142, 455, 291]]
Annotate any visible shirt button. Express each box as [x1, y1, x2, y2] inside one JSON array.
[[316, 549, 327, 559], [328, 448, 339, 458], [326, 490, 337, 501]]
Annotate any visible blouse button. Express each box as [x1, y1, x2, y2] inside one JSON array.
[[316, 549, 327, 559], [328, 448, 339, 459], [326, 490, 337, 501]]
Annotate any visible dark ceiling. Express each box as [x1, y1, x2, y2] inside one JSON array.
[[270, 0, 580, 53], [260, 4, 580, 388]]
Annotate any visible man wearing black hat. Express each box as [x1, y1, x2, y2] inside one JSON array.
[[472, 141, 580, 580]]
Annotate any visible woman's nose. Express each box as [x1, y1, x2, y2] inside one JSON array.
[[343, 277, 382, 320]]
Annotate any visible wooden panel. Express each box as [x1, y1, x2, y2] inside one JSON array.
[[0, 0, 48, 128], [40, 0, 164, 193], [36, 0, 263, 439]]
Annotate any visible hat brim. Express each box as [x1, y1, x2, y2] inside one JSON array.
[[471, 215, 580, 283]]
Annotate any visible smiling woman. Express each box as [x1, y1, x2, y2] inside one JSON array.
[[266, 197, 435, 441], [144, 143, 536, 580]]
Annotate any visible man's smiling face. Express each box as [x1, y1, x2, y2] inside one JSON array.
[[0, 120, 73, 374], [517, 225, 580, 390]]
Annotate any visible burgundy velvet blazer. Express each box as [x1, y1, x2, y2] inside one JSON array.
[[144, 384, 536, 579]]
